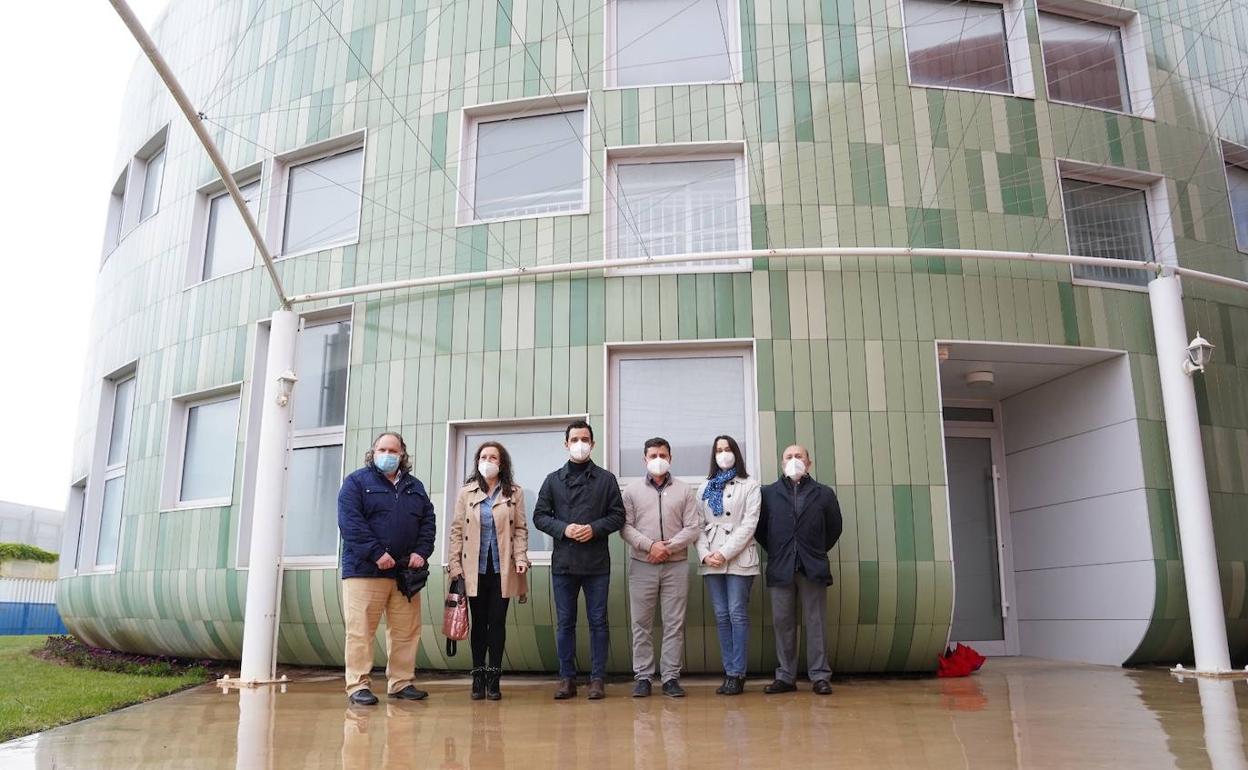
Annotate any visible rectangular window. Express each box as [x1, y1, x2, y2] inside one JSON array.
[[92, 373, 135, 569], [106, 377, 136, 467], [282, 147, 364, 255], [203, 181, 260, 281], [1062, 178, 1154, 287], [285, 317, 352, 563], [608, 344, 756, 483], [61, 481, 87, 577], [459, 98, 589, 224], [608, 145, 749, 272], [96, 477, 126, 568], [177, 396, 241, 504], [1039, 12, 1130, 112], [103, 170, 128, 254], [139, 146, 166, 221], [1226, 162, 1248, 253], [608, 0, 739, 87], [904, 0, 1012, 93]]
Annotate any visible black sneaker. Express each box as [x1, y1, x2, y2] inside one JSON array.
[[389, 685, 429, 701], [661, 680, 686, 698], [764, 679, 797, 694], [632, 679, 652, 698], [348, 688, 379, 706]]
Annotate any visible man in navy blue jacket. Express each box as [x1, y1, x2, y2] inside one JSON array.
[[338, 431, 436, 705]]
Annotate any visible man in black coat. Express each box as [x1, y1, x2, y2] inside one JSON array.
[[756, 445, 843, 695]]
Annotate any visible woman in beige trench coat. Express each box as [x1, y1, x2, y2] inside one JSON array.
[[448, 441, 530, 700]]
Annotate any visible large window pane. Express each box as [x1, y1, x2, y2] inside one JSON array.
[[105, 181, 126, 250], [294, 321, 351, 430], [139, 148, 166, 221], [283, 148, 364, 254], [456, 429, 567, 554], [615, 0, 735, 87], [284, 445, 344, 557], [1063, 178, 1153, 286], [905, 0, 1011, 93], [1228, 164, 1248, 252], [96, 477, 125, 566], [616, 356, 747, 477], [180, 397, 241, 502], [616, 159, 740, 261], [106, 378, 135, 467], [203, 181, 261, 280], [473, 111, 586, 220], [1040, 13, 1129, 112]]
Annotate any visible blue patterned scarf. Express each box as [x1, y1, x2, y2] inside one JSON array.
[[701, 468, 737, 517]]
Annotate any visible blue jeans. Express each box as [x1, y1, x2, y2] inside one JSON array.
[[551, 573, 611, 679], [705, 574, 754, 677]]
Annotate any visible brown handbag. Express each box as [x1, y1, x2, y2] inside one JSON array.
[[442, 575, 469, 657]]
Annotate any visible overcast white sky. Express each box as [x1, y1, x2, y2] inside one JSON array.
[[0, 1, 169, 511]]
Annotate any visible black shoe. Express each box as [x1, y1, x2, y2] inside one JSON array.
[[722, 676, 744, 696], [661, 680, 685, 698], [715, 676, 731, 695], [348, 688, 379, 706], [485, 667, 502, 701], [470, 668, 486, 700], [389, 685, 429, 701], [764, 679, 797, 694], [632, 679, 652, 698], [812, 679, 833, 696]]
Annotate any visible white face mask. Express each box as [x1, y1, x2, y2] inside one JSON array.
[[784, 458, 807, 480], [646, 457, 671, 477], [715, 451, 736, 470], [568, 440, 592, 462], [478, 460, 499, 480]]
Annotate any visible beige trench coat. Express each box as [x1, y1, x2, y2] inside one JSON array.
[[448, 483, 530, 599]]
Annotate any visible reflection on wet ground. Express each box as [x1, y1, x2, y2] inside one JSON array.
[[1, 658, 1245, 768]]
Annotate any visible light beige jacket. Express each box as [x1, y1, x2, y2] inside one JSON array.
[[448, 483, 530, 599], [694, 477, 762, 576]]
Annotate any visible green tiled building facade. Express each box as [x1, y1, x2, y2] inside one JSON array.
[[60, 0, 1248, 672]]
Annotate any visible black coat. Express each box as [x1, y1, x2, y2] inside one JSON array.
[[756, 476, 843, 587], [532, 461, 626, 575]]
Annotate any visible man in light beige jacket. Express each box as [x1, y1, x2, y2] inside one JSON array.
[[620, 437, 701, 698]]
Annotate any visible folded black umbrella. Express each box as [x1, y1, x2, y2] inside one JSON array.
[[395, 566, 430, 600]]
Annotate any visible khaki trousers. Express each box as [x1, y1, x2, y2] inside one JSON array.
[[343, 577, 422, 695]]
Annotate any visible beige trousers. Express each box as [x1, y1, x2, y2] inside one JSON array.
[[343, 577, 422, 695]]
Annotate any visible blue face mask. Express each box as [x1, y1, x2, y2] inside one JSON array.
[[374, 453, 400, 474]]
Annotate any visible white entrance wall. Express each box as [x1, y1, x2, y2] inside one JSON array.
[[1001, 356, 1156, 665]]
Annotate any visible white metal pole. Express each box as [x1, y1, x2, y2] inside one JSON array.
[[1197, 678, 1248, 769], [235, 686, 275, 770], [1149, 274, 1232, 674], [239, 310, 299, 682]]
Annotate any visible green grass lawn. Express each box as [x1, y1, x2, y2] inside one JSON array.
[[0, 636, 209, 742]]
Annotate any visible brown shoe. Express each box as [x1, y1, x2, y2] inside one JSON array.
[[554, 678, 578, 700], [587, 678, 606, 700]]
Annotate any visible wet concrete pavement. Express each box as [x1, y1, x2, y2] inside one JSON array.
[[2, 658, 1246, 768]]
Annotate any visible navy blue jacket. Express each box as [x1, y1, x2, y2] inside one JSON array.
[[756, 476, 843, 587], [337, 464, 437, 579]]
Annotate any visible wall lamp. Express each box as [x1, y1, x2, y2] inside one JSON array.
[[1183, 332, 1215, 376], [275, 370, 299, 406]]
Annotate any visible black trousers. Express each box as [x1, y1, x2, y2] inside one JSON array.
[[469, 567, 510, 668]]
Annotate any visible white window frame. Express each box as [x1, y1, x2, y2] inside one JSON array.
[[60, 477, 88, 577], [80, 365, 137, 574], [1220, 140, 1248, 255], [604, 0, 743, 89], [161, 383, 244, 511], [101, 167, 130, 261], [456, 92, 591, 226], [899, 0, 1034, 98], [605, 340, 761, 487], [266, 129, 367, 260], [605, 141, 751, 275], [1057, 158, 1175, 292], [282, 309, 354, 568], [132, 126, 170, 224], [441, 415, 589, 567], [1036, 0, 1154, 119], [185, 162, 265, 288]]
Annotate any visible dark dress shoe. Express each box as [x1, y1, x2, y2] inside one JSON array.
[[471, 668, 486, 700], [485, 667, 502, 701], [715, 676, 731, 695], [661, 680, 686, 698], [764, 679, 797, 694], [554, 678, 578, 700], [812, 679, 833, 695], [632, 679, 652, 698], [348, 688, 379, 706], [722, 676, 744, 696], [389, 685, 429, 700], [587, 678, 606, 700]]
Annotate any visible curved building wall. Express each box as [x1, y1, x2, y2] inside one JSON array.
[[58, 0, 1248, 671]]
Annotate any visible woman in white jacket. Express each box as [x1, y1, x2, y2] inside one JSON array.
[[695, 434, 761, 696]]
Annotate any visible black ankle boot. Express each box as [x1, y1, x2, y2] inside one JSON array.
[[716, 676, 732, 695], [471, 667, 486, 700], [485, 667, 502, 700]]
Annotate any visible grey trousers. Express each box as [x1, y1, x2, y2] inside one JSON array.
[[628, 558, 690, 682], [769, 572, 831, 683]]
